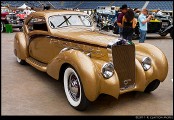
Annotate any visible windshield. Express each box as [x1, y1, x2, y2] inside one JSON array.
[[48, 14, 92, 28]]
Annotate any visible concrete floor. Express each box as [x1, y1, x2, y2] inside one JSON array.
[[1, 29, 173, 115]]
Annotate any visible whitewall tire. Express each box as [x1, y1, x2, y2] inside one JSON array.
[[16, 56, 26, 65], [64, 66, 89, 110]]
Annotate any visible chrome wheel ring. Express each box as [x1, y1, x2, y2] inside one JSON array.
[[64, 67, 82, 107]]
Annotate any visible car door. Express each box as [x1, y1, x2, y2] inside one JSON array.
[[27, 17, 61, 64]]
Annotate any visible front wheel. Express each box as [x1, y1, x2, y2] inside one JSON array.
[[144, 80, 160, 93], [64, 66, 89, 111]]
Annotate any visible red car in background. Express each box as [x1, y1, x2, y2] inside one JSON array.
[[1, 7, 24, 32], [16, 11, 25, 20]]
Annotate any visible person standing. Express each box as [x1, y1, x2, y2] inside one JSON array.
[[133, 8, 140, 19], [122, 9, 137, 42], [138, 9, 152, 43], [23, 7, 31, 18], [30, 7, 36, 13], [116, 4, 128, 38]]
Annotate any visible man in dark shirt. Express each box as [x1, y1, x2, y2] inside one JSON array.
[[117, 4, 128, 38]]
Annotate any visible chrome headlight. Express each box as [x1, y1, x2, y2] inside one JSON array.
[[101, 62, 114, 79], [142, 57, 151, 71]]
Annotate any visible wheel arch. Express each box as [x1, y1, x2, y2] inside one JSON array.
[[58, 63, 71, 82], [135, 43, 168, 82], [14, 32, 29, 60], [47, 49, 100, 101]]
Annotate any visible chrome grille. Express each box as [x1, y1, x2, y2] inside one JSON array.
[[111, 44, 136, 90]]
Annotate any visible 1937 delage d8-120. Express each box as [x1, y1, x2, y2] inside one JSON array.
[[14, 10, 168, 111]]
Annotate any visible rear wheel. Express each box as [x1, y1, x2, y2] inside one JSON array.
[[64, 66, 89, 111], [160, 31, 168, 36], [144, 80, 160, 93], [16, 56, 26, 65]]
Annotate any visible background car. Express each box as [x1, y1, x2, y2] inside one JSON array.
[[1, 6, 11, 32], [1, 7, 23, 32]]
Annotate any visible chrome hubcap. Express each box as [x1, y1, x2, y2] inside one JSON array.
[[68, 73, 80, 101]]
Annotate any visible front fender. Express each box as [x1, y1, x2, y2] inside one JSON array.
[[46, 49, 100, 101], [14, 32, 29, 60], [135, 43, 168, 83]]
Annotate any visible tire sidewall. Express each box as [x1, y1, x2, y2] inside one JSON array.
[[160, 31, 168, 36], [144, 80, 160, 93], [16, 56, 22, 63], [16, 56, 26, 65]]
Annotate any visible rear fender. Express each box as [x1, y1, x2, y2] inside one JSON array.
[[14, 32, 29, 60]]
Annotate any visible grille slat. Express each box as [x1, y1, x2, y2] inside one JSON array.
[[112, 45, 135, 90]]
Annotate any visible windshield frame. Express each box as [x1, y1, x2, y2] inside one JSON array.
[[48, 14, 93, 29]]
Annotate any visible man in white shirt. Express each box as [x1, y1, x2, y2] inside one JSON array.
[[23, 7, 31, 18], [138, 9, 152, 43], [30, 7, 36, 13]]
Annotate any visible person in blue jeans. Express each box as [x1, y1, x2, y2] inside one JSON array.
[[138, 9, 152, 43]]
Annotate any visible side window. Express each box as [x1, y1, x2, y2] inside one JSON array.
[[27, 17, 48, 32]]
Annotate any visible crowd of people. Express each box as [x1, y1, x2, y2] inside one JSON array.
[[116, 4, 153, 43], [92, 4, 155, 43], [4, 3, 166, 43]]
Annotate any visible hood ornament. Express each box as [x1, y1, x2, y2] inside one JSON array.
[[108, 38, 134, 48]]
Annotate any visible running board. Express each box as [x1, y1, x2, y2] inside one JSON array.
[[26, 57, 47, 72]]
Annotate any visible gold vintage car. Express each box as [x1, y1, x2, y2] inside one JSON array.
[[14, 10, 168, 111]]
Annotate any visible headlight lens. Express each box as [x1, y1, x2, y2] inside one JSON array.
[[102, 62, 114, 79], [142, 57, 151, 71]]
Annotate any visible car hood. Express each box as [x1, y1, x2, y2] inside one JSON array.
[[51, 27, 119, 47]]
